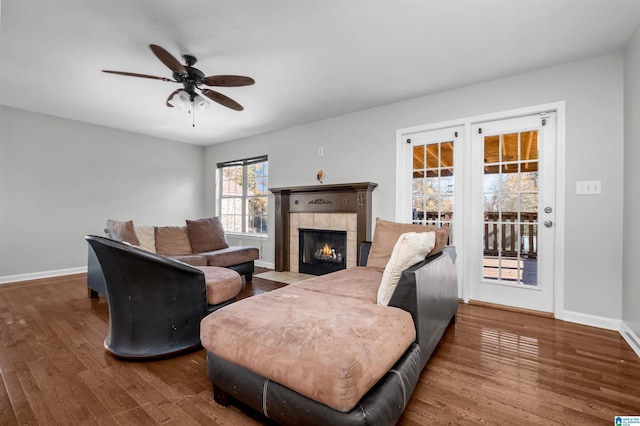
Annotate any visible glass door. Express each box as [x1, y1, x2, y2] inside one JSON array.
[[470, 113, 556, 312], [481, 129, 539, 286], [412, 140, 454, 226], [408, 126, 462, 237]]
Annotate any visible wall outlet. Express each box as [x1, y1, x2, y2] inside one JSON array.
[[318, 147, 324, 156], [576, 180, 602, 195]]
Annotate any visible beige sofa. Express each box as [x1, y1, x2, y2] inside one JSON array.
[[87, 217, 258, 297]]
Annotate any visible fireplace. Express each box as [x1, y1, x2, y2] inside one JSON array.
[[299, 229, 347, 275], [270, 182, 377, 272]]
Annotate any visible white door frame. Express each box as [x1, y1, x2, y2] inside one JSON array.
[[396, 101, 566, 319], [395, 124, 466, 300]]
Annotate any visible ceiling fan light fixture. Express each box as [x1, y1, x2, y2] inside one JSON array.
[[168, 90, 191, 110], [103, 44, 254, 118], [193, 94, 209, 111]]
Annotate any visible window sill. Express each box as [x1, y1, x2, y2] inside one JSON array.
[[225, 232, 269, 240]]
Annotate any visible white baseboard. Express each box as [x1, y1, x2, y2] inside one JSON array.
[[564, 310, 640, 358], [1, 261, 275, 285], [620, 322, 640, 358], [0, 267, 88, 285], [255, 260, 275, 269], [563, 310, 621, 331]]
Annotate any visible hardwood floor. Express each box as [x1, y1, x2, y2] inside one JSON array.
[[1, 269, 638, 425]]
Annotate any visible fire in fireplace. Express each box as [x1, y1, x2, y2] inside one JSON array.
[[299, 228, 347, 275]]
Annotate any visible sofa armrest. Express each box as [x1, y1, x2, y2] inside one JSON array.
[[359, 241, 372, 266], [87, 243, 107, 297], [388, 251, 458, 369]]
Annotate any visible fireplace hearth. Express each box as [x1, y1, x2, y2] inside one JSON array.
[[299, 229, 346, 275]]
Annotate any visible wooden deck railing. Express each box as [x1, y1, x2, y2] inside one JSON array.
[[414, 211, 538, 259], [484, 212, 537, 258]]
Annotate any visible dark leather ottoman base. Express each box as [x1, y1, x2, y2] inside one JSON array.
[[206, 343, 422, 426]]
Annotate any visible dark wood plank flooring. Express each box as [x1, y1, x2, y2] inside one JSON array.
[[1, 268, 638, 425]]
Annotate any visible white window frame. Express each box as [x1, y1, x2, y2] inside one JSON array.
[[216, 155, 268, 236]]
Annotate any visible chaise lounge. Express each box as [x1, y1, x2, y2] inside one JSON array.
[[200, 220, 458, 425]]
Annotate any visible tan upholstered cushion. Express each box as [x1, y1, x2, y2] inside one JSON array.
[[154, 226, 192, 256], [295, 267, 382, 302], [367, 218, 448, 269], [198, 266, 242, 305], [170, 254, 208, 266], [377, 231, 436, 305], [202, 246, 259, 267], [106, 219, 140, 245], [186, 217, 229, 253], [200, 267, 415, 412], [134, 225, 156, 253]]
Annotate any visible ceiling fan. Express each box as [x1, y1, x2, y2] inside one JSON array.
[[103, 44, 254, 112]]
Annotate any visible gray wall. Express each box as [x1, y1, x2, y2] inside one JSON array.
[[0, 49, 631, 324], [0, 106, 206, 278], [205, 52, 625, 321], [623, 26, 640, 337]]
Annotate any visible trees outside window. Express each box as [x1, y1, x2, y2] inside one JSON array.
[[218, 156, 268, 235]]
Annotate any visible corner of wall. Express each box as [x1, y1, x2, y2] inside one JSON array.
[[622, 23, 640, 341]]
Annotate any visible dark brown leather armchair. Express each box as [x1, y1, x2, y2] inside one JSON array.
[[85, 235, 207, 359]]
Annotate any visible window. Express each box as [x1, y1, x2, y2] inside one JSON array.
[[412, 140, 455, 228], [405, 126, 460, 243], [217, 155, 268, 235]]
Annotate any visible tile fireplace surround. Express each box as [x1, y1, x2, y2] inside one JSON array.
[[269, 182, 377, 272]]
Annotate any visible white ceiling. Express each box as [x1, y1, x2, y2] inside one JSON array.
[[2, 0, 639, 146]]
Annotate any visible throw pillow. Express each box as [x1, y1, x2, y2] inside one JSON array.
[[135, 226, 156, 253], [106, 219, 140, 246], [154, 226, 193, 256], [367, 218, 449, 269], [377, 231, 436, 306], [185, 217, 229, 252]]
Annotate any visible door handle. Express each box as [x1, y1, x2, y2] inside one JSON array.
[[544, 220, 553, 228]]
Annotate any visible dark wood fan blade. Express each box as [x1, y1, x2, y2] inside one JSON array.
[[102, 70, 174, 82], [202, 75, 255, 87], [201, 89, 244, 111], [149, 44, 187, 75]]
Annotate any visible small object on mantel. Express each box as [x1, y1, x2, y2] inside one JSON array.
[[317, 170, 323, 184]]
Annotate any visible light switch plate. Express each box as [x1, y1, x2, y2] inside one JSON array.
[[576, 180, 601, 195]]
